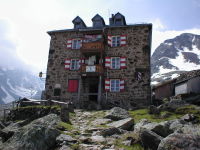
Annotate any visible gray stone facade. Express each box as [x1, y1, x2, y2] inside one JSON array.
[[44, 13, 152, 109]]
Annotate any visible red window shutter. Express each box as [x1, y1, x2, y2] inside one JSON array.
[[120, 79, 125, 92], [105, 57, 111, 68], [120, 35, 126, 46], [68, 80, 78, 92], [107, 35, 112, 47], [64, 59, 70, 70], [105, 79, 110, 92], [67, 39, 72, 49], [120, 57, 126, 69]]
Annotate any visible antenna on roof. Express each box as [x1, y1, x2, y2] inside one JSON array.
[[108, 9, 110, 17]]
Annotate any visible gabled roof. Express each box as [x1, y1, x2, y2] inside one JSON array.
[[91, 14, 105, 27], [72, 16, 86, 28]]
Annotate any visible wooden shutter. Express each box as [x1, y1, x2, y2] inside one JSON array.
[[68, 80, 78, 92], [105, 57, 111, 68], [120, 79, 125, 92], [120, 57, 126, 69], [105, 79, 110, 92], [64, 59, 71, 70], [107, 35, 112, 47], [67, 39, 72, 49], [120, 35, 126, 46]]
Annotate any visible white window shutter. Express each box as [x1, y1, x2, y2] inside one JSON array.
[[64, 59, 71, 70], [108, 35, 112, 47], [120, 79, 125, 92], [105, 79, 110, 92], [120, 57, 126, 69], [120, 35, 126, 46], [105, 57, 111, 68], [67, 39, 72, 49]]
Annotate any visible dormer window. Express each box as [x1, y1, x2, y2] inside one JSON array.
[[72, 39, 82, 49], [115, 19, 122, 26], [72, 16, 86, 29], [92, 14, 105, 28]]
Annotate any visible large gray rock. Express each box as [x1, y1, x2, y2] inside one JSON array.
[[140, 129, 163, 150], [99, 127, 122, 137], [158, 100, 187, 111], [105, 107, 130, 121], [0, 114, 61, 150], [56, 134, 77, 145], [107, 117, 134, 130], [134, 119, 173, 138], [158, 133, 200, 150]]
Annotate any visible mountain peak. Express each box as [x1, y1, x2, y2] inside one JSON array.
[[151, 33, 200, 84]]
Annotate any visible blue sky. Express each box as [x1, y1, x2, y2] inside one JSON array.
[[0, 0, 200, 72]]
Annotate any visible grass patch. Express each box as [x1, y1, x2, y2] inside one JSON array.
[[117, 143, 144, 150], [57, 121, 74, 131], [129, 109, 182, 123]]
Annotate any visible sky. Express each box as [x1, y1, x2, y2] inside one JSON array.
[[0, 0, 200, 73]]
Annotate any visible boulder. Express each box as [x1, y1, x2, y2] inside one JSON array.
[[158, 133, 200, 150], [134, 119, 173, 138], [105, 107, 130, 121], [59, 145, 72, 150], [91, 118, 112, 126], [149, 105, 160, 115], [99, 127, 122, 137], [56, 134, 77, 145], [90, 135, 106, 143], [181, 114, 197, 122], [107, 117, 134, 131], [140, 129, 163, 150], [158, 100, 187, 111], [0, 114, 61, 150]]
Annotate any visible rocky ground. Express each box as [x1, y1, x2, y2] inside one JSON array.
[[0, 101, 200, 150]]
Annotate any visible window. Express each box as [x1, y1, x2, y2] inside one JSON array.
[[72, 39, 82, 49], [110, 79, 120, 92], [70, 59, 79, 70], [54, 88, 61, 96], [111, 57, 120, 69], [112, 36, 120, 47], [68, 80, 78, 92]]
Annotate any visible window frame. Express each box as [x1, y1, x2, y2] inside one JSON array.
[[72, 39, 82, 49], [70, 59, 79, 70], [110, 79, 120, 92], [111, 36, 121, 47], [111, 57, 120, 69]]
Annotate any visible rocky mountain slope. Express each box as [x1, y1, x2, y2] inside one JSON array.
[[0, 67, 44, 104], [151, 33, 200, 84]]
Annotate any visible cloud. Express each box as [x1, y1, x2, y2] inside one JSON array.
[[0, 19, 31, 71]]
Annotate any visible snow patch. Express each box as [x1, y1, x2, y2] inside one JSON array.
[[1, 86, 15, 103]]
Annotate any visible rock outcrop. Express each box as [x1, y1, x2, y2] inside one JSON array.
[[0, 114, 61, 150]]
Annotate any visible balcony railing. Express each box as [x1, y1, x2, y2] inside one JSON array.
[[81, 42, 104, 53], [80, 65, 103, 75]]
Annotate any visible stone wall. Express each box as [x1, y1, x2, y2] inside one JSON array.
[[45, 24, 152, 109]]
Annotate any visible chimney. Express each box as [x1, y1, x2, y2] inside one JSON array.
[[109, 14, 114, 26]]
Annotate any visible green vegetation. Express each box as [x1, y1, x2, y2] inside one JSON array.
[[117, 143, 144, 150], [57, 121, 74, 130], [16, 105, 61, 111], [129, 109, 182, 123]]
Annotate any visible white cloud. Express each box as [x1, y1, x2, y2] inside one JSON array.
[[151, 18, 166, 30]]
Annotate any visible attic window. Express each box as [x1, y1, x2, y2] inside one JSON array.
[[115, 19, 122, 25], [75, 22, 81, 28]]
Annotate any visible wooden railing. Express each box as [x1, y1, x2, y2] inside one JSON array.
[[80, 65, 103, 74], [81, 42, 104, 53]]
